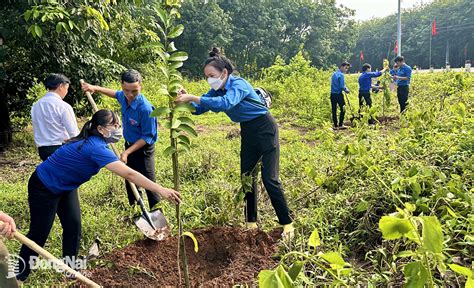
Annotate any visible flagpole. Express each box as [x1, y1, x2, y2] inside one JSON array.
[[429, 30, 432, 68], [397, 0, 402, 56]]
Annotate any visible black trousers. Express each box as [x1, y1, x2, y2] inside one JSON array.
[[38, 145, 62, 161], [17, 171, 81, 281], [397, 85, 409, 113], [124, 142, 159, 209], [240, 113, 292, 225], [330, 93, 345, 127], [358, 91, 375, 124]]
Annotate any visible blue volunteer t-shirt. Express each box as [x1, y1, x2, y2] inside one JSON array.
[[36, 136, 119, 194], [115, 91, 158, 145], [192, 75, 268, 123]]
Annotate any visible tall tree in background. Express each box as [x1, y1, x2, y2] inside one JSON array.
[[351, 0, 473, 69], [176, 0, 233, 77]]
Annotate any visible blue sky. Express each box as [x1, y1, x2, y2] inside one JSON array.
[[336, 0, 434, 21]]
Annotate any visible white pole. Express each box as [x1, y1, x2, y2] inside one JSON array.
[[397, 0, 402, 56]]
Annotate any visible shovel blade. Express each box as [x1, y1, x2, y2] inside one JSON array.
[[134, 209, 170, 241]]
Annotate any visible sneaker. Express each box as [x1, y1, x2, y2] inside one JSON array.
[[281, 223, 295, 241], [245, 222, 258, 229]]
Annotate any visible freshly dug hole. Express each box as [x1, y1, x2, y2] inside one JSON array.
[[86, 226, 281, 287]]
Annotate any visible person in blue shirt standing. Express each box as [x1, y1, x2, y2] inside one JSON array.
[[391, 56, 412, 113], [330, 62, 351, 129], [358, 63, 387, 124], [16, 109, 180, 282], [175, 47, 294, 238], [81, 70, 160, 209]]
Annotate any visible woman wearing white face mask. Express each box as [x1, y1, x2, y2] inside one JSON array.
[[176, 47, 294, 239], [16, 109, 181, 282]]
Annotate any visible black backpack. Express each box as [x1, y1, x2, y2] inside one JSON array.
[[244, 87, 272, 108]]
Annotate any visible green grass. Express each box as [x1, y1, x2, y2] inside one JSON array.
[[1, 69, 472, 286]]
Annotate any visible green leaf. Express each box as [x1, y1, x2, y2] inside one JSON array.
[[275, 265, 293, 288], [178, 141, 190, 152], [169, 61, 184, 70], [319, 251, 345, 268], [466, 277, 474, 288], [397, 251, 415, 258], [408, 166, 418, 177], [168, 24, 184, 38], [155, 8, 168, 27], [356, 200, 369, 212], [182, 231, 199, 253], [420, 216, 443, 254], [156, 50, 168, 63], [308, 229, 321, 248], [170, 70, 183, 81], [379, 216, 413, 240], [448, 264, 473, 277], [56, 22, 63, 33], [404, 203, 416, 212], [258, 270, 284, 288], [163, 146, 176, 157], [169, 79, 183, 92], [178, 124, 197, 137], [169, 51, 188, 62], [158, 66, 169, 79], [403, 261, 428, 288], [171, 119, 181, 129], [150, 107, 171, 118], [141, 42, 164, 51], [158, 88, 170, 96], [174, 103, 195, 113], [34, 25, 42, 37], [411, 182, 421, 195], [288, 261, 304, 281], [168, 41, 177, 52], [177, 135, 190, 145], [177, 116, 195, 126], [170, 129, 180, 138]]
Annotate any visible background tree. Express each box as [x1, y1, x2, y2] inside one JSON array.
[[351, 0, 473, 70]]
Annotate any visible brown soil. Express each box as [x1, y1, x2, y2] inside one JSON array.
[[84, 227, 281, 287]]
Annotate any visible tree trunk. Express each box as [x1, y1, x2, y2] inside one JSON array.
[[0, 84, 12, 152]]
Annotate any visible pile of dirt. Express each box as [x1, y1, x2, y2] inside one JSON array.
[[85, 226, 281, 287]]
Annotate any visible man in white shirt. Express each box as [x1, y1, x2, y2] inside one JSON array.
[[31, 73, 79, 160]]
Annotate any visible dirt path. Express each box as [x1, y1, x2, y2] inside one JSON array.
[[83, 227, 281, 287]]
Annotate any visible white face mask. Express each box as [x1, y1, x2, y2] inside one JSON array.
[[207, 73, 225, 90]]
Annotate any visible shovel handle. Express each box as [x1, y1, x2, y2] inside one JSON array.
[[0, 221, 101, 288], [80, 80, 148, 204]]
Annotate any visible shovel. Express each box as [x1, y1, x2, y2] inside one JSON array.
[[80, 79, 169, 241], [0, 220, 101, 287], [343, 92, 360, 123]]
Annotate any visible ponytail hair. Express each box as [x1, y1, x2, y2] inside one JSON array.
[[66, 109, 119, 147], [204, 47, 235, 74]]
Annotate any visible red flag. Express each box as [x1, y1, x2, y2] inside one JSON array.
[[464, 46, 468, 57], [360, 51, 364, 61], [394, 40, 398, 54], [431, 19, 437, 36]]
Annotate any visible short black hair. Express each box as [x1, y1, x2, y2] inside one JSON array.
[[44, 73, 70, 90], [340, 61, 351, 68], [394, 56, 405, 63], [121, 69, 142, 83], [362, 63, 372, 72]]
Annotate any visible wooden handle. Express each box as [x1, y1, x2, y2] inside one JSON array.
[[0, 221, 101, 287], [80, 79, 143, 202]]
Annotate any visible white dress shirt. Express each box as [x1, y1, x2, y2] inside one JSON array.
[[31, 92, 79, 147]]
